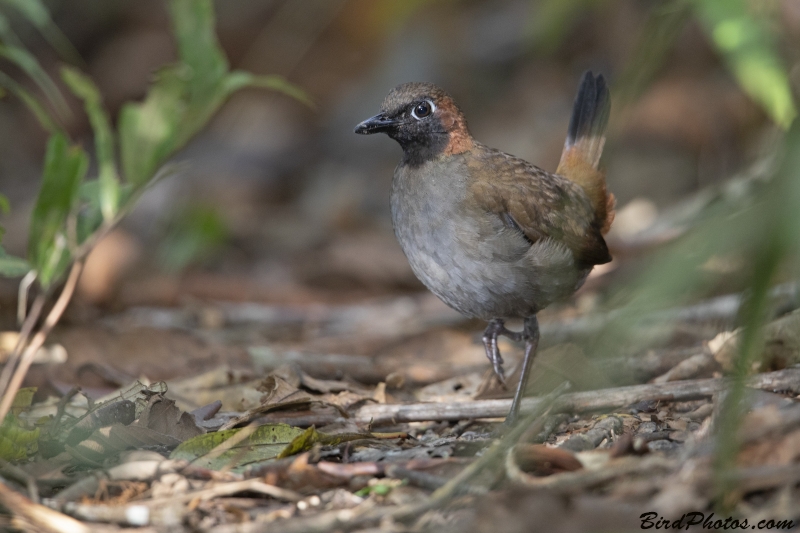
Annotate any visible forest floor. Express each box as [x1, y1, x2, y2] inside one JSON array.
[[2, 232, 800, 533]]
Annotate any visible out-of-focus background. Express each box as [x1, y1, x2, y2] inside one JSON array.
[[0, 0, 796, 386]]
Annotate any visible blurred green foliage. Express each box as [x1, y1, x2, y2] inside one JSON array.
[[710, 122, 800, 508], [692, 0, 796, 128], [528, 0, 798, 509], [27, 133, 88, 288], [532, 0, 796, 128], [0, 0, 75, 125], [0, 0, 72, 275], [527, 0, 604, 54], [158, 205, 229, 273], [0, 190, 29, 276], [0, 387, 39, 461], [589, 105, 799, 512], [0, 0, 307, 286]]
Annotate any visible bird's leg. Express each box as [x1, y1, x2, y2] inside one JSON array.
[[482, 319, 506, 383], [482, 319, 525, 385], [507, 315, 540, 424]]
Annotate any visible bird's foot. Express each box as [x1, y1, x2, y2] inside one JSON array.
[[482, 323, 505, 384], [482, 319, 524, 386], [506, 316, 541, 424]]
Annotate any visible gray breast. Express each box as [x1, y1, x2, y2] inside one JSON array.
[[390, 157, 585, 320]]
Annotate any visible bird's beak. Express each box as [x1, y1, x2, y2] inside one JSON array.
[[354, 113, 398, 135]]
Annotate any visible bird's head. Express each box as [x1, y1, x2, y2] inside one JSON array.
[[354, 82, 472, 165]]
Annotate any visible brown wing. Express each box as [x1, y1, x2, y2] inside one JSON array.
[[467, 145, 611, 267]]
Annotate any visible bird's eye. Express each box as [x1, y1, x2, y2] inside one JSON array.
[[411, 100, 434, 119]]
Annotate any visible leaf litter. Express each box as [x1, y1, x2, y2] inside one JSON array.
[[2, 282, 800, 531]]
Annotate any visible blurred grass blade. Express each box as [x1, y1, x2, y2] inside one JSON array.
[[62, 67, 120, 221], [616, 2, 692, 105], [711, 122, 800, 506], [0, 43, 69, 116], [0, 36, 69, 116], [691, 0, 796, 129], [0, 0, 82, 64], [0, 246, 30, 277], [0, 71, 58, 132], [28, 133, 88, 289], [225, 72, 314, 108]]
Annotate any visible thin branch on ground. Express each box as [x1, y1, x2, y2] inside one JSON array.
[[0, 293, 46, 397], [243, 368, 800, 427], [0, 260, 84, 421]]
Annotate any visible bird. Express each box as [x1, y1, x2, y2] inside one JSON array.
[[354, 72, 614, 423]]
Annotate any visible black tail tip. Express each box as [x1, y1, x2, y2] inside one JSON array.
[[567, 71, 611, 146]]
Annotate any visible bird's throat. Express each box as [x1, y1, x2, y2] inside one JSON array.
[[397, 133, 450, 167]]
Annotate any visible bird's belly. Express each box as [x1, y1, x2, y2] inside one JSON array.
[[394, 207, 586, 320]]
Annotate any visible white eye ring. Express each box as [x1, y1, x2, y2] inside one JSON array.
[[411, 100, 435, 120]]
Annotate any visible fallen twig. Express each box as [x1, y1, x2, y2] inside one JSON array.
[[249, 368, 800, 427], [0, 479, 89, 533], [63, 479, 301, 526], [651, 350, 718, 383], [0, 261, 84, 421], [0, 294, 46, 398], [505, 452, 676, 493], [0, 458, 39, 503], [366, 368, 800, 424]]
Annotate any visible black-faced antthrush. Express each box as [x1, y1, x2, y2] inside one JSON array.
[[355, 72, 614, 423]]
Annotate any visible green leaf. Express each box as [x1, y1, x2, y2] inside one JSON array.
[[0, 388, 39, 461], [118, 0, 309, 192], [691, 0, 796, 129], [355, 481, 400, 497], [170, 423, 401, 472], [28, 132, 88, 288], [0, 246, 30, 277], [9, 387, 36, 415], [0, 414, 39, 461], [118, 66, 186, 186], [167, 0, 227, 106], [62, 67, 119, 220], [74, 181, 106, 246], [170, 424, 308, 471], [276, 426, 322, 459]]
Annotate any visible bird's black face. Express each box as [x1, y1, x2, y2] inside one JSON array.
[[354, 96, 448, 153], [355, 82, 464, 166]]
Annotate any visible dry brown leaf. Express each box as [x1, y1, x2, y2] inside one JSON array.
[[512, 444, 583, 476], [134, 395, 205, 441], [739, 428, 800, 467]]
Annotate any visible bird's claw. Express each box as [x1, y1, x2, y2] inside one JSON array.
[[492, 355, 505, 385], [483, 320, 512, 385]]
